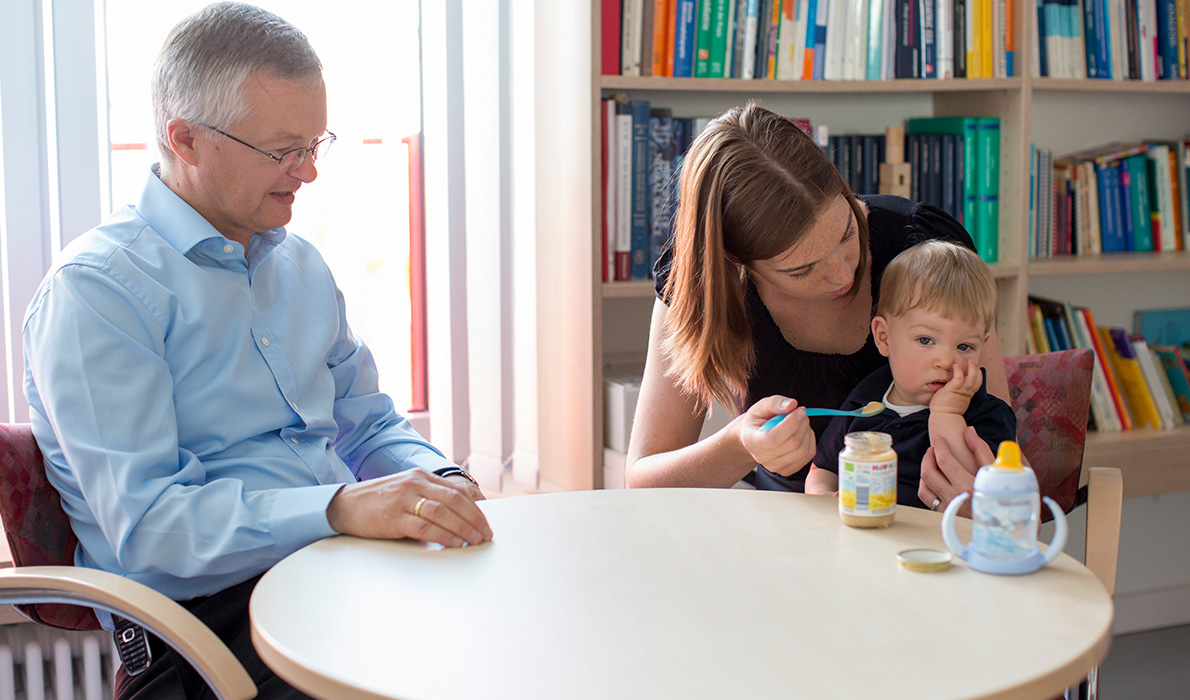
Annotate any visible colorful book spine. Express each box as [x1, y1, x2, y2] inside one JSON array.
[[629, 100, 652, 280], [802, 0, 819, 79], [673, 0, 699, 76], [812, 0, 828, 79], [602, 0, 623, 75], [975, 117, 1000, 263], [1068, 303, 1123, 431], [1124, 153, 1155, 252], [1102, 326, 1164, 430], [707, 0, 732, 77], [648, 110, 679, 276], [694, 0, 716, 76], [1154, 345, 1190, 421], [1157, 0, 1181, 78], [1084, 307, 1133, 430], [906, 116, 978, 236], [614, 100, 634, 281], [742, 0, 761, 78]]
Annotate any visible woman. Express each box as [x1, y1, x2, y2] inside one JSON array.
[[624, 102, 1009, 513]]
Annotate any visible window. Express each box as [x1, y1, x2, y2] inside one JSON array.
[[104, 0, 427, 411]]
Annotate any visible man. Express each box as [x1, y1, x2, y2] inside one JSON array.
[[22, 3, 491, 698]]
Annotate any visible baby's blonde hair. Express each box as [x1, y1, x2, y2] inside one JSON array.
[[877, 240, 996, 334]]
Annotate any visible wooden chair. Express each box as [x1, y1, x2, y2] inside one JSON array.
[[0, 423, 257, 700], [1004, 348, 1123, 700]]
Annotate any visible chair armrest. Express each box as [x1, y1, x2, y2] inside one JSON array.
[[0, 566, 256, 700], [1085, 467, 1123, 597]]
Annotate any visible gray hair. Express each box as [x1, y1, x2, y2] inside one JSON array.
[[152, 2, 323, 163]]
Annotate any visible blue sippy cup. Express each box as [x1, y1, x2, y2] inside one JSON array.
[[941, 441, 1068, 575]]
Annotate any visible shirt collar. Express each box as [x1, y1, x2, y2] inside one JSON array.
[[136, 164, 288, 257]]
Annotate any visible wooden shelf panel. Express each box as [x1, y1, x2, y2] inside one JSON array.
[[1084, 428, 1190, 499], [600, 77, 1022, 94], [603, 281, 656, 299], [603, 263, 1018, 298], [1032, 78, 1190, 94], [1028, 251, 1190, 276]]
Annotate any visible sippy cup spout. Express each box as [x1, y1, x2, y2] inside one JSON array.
[[991, 440, 1024, 470]]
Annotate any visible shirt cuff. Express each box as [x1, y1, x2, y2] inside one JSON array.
[[268, 484, 342, 553], [356, 442, 457, 481]]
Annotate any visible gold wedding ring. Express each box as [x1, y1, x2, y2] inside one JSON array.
[[414, 497, 428, 517]]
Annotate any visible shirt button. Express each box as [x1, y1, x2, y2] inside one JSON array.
[[261, 337, 270, 346], [223, 244, 234, 253], [290, 437, 300, 445]]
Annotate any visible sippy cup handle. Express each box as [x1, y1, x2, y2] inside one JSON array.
[[940, 492, 971, 560], [1040, 496, 1068, 565]]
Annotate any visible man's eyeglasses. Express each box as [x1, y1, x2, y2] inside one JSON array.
[[200, 124, 336, 173]]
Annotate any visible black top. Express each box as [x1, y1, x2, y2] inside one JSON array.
[[653, 195, 978, 491], [814, 366, 1017, 508]]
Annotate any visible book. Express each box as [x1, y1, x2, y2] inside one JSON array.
[[894, 0, 920, 78], [1156, 0, 1180, 79], [601, 99, 613, 283], [1123, 153, 1155, 251], [648, 110, 680, 279], [741, 0, 761, 78], [614, 99, 634, 281], [1102, 326, 1164, 430], [694, 0, 715, 77], [628, 99, 652, 280], [623, 0, 646, 76], [1027, 301, 1052, 354], [673, 0, 700, 76], [1133, 307, 1190, 347], [1153, 344, 1190, 421], [1068, 303, 1123, 432], [802, 0, 819, 79], [641, 0, 656, 75], [906, 116, 978, 233], [974, 116, 999, 262], [707, 0, 732, 77], [866, 0, 886, 78], [602, 0, 623, 75], [937, 0, 954, 78], [1131, 333, 1181, 428], [649, 0, 672, 75], [1083, 307, 1134, 430]]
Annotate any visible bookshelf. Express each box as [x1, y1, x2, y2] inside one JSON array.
[[534, 0, 1190, 493]]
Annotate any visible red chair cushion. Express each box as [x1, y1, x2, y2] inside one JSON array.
[[1003, 348, 1094, 515], [0, 423, 101, 631]]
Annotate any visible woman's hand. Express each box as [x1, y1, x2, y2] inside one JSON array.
[[738, 396, 816, 477], [919, 425, 993, 517]]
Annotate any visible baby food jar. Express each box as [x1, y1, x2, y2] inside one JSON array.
[[838, 431, 897, 528]]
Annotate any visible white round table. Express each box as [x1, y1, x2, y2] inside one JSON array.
[[250, 488, 1112, 700]]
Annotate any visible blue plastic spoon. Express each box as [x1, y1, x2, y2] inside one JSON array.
[[759, 401, 885, 432]]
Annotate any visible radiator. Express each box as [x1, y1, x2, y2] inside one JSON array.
[[0, 625, 115, 700]]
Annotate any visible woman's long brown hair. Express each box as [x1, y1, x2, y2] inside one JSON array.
[[660, 102, 868, 415]]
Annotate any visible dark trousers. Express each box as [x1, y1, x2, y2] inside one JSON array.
[[114, 574, 314, 700]]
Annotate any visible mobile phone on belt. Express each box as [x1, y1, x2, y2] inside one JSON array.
[[113, 616, 152, 676]]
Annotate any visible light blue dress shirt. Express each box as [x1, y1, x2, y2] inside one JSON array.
[[23, 166, 454, 604]]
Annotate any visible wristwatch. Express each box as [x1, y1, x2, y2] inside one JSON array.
[[434, 466, 480, 488]]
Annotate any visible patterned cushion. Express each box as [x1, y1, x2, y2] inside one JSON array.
[[0, 423, 101, 631], [1003, 348, 1094, 515]]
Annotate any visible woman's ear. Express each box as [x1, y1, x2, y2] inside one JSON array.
[[872, 315, 892, 358]]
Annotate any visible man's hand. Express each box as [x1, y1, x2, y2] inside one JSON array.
[[443, 473, 486, 502], [326, 469, 493, 548], [930, 358, 980, 416]]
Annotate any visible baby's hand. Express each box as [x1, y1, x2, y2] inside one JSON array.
[[930, 358, 980, 416]]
